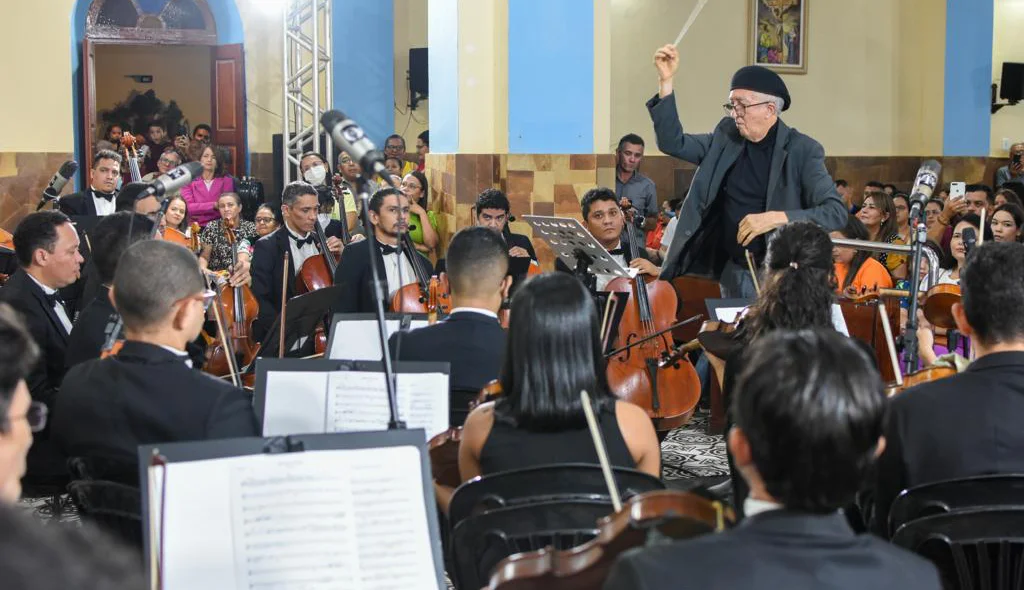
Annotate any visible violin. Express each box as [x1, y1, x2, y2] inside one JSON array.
[[921, 283, 960, 331], [487, 489, 733, 589], [161, 222, 202, 254], [204, 219, 260, 376], [428, 380, 504, 489], [604, 208, 700, 434], [390, 232, 452, 316]]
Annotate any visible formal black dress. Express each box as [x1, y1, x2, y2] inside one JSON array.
[[479, 404, 634, 475], [388, 310, 506, 426], [870, 351, 1024, 536], [52, 341, 258, 464], [604, 509, 940, 590], [333, 237, 433, 314]]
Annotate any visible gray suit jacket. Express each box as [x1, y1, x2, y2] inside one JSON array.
[[647, 92, 846, 279]]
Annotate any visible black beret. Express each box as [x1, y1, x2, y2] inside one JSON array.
[[730, 65, 791, 111]]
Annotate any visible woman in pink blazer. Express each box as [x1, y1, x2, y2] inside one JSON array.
[[181, 145, 235, 227]]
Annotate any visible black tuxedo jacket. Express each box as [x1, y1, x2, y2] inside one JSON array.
[[52, 341, 258, 463], [65, 286, 118, 370], [250, 227, 302, 342], [388, 310, 505, 426], [870, 351, 1024, 536], [57, 191, 103, 217], [0, 270, 69, 409], [333, 237, 434, 314], [604, 510, 940, 590]]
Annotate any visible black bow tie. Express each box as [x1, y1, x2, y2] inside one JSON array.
[[607, 248, 625, 256], [289, 233, 314, 248], [44, 292, 65, 308], [380, 244, 400, 256], [93, 190, 115, 202]]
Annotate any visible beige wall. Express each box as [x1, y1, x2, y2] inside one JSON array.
[[609, 0, 945, 157], [394, 0, 429, 148], [94, 44, 213, 140], [237, 0, 283, 154], [992, 0, 1024, 157], [0, 0, 77, 152]]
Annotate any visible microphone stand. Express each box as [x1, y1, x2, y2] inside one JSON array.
[[354, 173, 405, 430], [902, 208, 928, 373]]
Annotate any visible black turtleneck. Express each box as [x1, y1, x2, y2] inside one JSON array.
[[720, 120, 779, 264]]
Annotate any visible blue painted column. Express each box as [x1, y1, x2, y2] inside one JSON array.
[[942, 0, 993, 156], [507, 0, 593, 153], [332, 0, 395, 146], [427, 0, 459, 153]]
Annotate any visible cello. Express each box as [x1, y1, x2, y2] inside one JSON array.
[[204, 218, 260, 376], [390, 230, 452, 315], [604, 208, 700, 434]]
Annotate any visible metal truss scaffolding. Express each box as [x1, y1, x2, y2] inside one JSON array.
[[282, 0, 332, 185]]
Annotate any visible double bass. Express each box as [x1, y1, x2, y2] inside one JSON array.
[[605, 208, 701, 434]]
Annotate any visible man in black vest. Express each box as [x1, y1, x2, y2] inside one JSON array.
[[389, 227, 510, 426], [605, 330, 940, 590], [333, 187, 433, 314], [53, 240, 258, 467]]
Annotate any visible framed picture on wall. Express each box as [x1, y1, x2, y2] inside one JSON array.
[[749, 0, 808, 74]]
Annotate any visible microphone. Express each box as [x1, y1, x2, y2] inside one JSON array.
[[908, 160, 941, 223], [36, 160, 78, 211], [320, 110, 392, 187], [962, 227, 977, 257], [141, 162, 203, 198]]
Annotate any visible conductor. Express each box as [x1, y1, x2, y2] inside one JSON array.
[[647, 45, 845, 297]]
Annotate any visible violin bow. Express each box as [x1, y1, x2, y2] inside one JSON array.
[[580, 390, 622, 512], [978, 208, 986, 247], [209, 275, 241, 388], [279, 252, 289, 358], [877, 297, 903, 387], [744, 250, 761, 295]]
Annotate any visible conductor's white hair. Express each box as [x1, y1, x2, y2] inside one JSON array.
[[751, 91, 784, 114]]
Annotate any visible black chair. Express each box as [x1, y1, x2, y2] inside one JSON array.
[[888, 474, 1024, 538], [21, 439, 71, 519], [67, 480, 143, 551], [449, 497, 614, 590], [891, 507, 1024, 590], [448, 464, 665, 530]]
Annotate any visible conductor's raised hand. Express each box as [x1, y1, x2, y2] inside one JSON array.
[[653, 45, 679, 82]]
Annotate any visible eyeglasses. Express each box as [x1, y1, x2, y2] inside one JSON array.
[[722, 100, 773, 115], [8, 402, 48, 433], [159, 156, 180, 165], [254, 216, 276, 224], [400, 181, 422, 191]]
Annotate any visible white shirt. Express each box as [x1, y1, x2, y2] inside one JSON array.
[[933, 267, 959, 286], [26, 273, 73, 333], [156, 344, 193, 369], [743, 497, 783, 518], [380, 244, 419, 299], [449, 307, 499, 320], [286, 225, 320, 274], [595, 252, 627, 291], [90, 186, 116, 217], [661, 216, 678, 250]]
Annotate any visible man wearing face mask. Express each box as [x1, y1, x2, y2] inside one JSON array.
[[298, 152, 359, 238]]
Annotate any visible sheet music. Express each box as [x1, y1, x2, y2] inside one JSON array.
[[328, 319, 430, 360], [261, 371, 330, 436], [325, 371, 449, 440], [158, 447, 437, 590]]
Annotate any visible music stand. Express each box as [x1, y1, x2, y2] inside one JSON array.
[[521, 215, 632, 279], [257, 286, 342, 358]]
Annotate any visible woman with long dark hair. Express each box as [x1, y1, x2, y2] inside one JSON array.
[[830, 215, 893, 294], [458, 272, 660, 479], [711, 221, 839, 514], [180, 145, 234, 227], [399, 170, 440, 256], [857, 191, 906, 278]]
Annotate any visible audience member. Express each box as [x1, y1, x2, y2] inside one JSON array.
[[995, 142, 1024, 187], [831, 215, 893, 294], [253, 204, 279, 238], [141, 147, 185, 200], [995, 186, 1022, 208], [415, 129, 429, 170], [614, 133, 658, 233], [383, 134, 418, 175], [399, 170, 439, 255], [990, 202, 1024, 243], [180, 145, 234, 227], [856, 191, 904, 274]]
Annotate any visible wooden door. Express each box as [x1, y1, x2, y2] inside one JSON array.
[[82, 37, 97, 187], [211, 43, 247, 177]]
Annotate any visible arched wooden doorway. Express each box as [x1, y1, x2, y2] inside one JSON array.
[[81, 0, 246, 180]]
